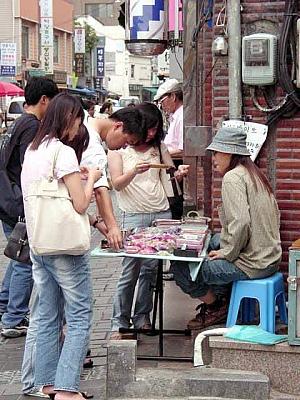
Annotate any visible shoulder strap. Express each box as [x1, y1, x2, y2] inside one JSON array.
[[48, 142, 63, 180]]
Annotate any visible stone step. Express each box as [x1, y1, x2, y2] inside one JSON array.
[[209, 337, 300, 396], [107, 340, 269, 400]]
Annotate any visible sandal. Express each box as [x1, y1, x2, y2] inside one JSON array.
[[83, 348, 94, 369]]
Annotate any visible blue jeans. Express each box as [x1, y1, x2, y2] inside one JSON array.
[[21, 285, 64, 394], [0, 222, 33, 327], [112, 210, 171, 331], [170, 234, 249, 298], [31, 252, 92, 392]]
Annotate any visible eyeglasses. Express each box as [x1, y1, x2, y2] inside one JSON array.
[[158, 94, 170, 105]]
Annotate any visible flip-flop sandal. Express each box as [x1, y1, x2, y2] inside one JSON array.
[[83, 358, 94, 369]]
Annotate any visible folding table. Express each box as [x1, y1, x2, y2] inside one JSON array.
[[91, 235, 210, 362]]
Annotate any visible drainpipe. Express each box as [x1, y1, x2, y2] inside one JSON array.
[[227, 0, 242, 120]]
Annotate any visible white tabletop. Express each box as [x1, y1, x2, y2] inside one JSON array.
[[91, 235, 210, 263]]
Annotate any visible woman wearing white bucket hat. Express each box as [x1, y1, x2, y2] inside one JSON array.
[[171, 126, 282, 330]]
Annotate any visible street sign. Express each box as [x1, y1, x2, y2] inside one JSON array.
[[96, 47, 105, 77], [0, 65, 16, 76], [0, 43, 17, 77], [40, 0, 53, 74], [74, 53, 85, 77], [74, 28, 85, 54]]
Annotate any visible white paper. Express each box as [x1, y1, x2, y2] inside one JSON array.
[[222, 120, 268, 161]]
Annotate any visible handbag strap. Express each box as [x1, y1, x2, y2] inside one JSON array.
[[48, 142, 63, 180]]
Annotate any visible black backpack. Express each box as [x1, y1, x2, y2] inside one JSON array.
[[0, 115, 36, 227]]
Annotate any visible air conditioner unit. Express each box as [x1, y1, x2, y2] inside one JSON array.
[[242, 33, 277, 86]]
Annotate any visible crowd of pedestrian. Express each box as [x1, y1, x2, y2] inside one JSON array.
[[0, 76, 281, 399]]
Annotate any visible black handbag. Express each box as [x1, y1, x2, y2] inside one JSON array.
[[4, 221, 31, 265]]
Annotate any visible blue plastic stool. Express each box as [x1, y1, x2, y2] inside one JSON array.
[[226, 272, 288, 333]]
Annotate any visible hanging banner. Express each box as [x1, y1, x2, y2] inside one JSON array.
[[222, 120, 268, 161], [74, 28, 85, 54], [0, 43, 17, 76], [74, 53, 85, 77], [40, 0, 53, 74], [96, 47, 105, 77]]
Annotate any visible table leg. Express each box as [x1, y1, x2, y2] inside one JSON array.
[[158, 259, 164, 356]]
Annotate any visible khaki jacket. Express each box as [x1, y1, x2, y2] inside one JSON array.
[[218, 165, 282, 278]]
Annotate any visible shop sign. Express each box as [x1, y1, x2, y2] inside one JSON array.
[[74, 53, 85, 77], [0, 43, 16, 76], [74, 28, 85, 54], [94, 77, 102, 90], [28, 69, 45, 77], [96, 47, 105, 77], [222, 120, 268, 161], [41, 46, 53, 74]]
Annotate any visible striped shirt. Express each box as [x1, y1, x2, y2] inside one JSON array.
[[218, 165, 282, 278]]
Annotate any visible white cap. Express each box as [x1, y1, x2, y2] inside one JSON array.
[[154, 78, 182, 101]]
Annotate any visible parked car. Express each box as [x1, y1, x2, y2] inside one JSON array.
[[6, 96, 25, 125], [119, 96, 140, 108]]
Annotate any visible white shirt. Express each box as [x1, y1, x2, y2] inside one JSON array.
[[81, 113, 109, 189], [163, 105, 183, 152], [21, 138, 79, 243]]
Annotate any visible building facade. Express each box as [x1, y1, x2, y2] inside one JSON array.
[[72, 0, 121, 26], [77, 14, 152, 97], [184, 0, 300, 273], [0, 0, 73, 85]]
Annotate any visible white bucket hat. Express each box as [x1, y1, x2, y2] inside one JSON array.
[[154, 79, 182, 101]]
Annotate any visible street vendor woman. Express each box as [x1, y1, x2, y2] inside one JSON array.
[[171, 126, 282, 330], [108, 102, 189, 339]]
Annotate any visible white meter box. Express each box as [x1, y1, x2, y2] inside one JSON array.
[[242, 33, 277, 86]]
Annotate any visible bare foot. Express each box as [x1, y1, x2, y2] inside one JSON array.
[[55, 392, 84, 400]]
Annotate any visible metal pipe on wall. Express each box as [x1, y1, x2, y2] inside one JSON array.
[[227, 0, 242, 120]]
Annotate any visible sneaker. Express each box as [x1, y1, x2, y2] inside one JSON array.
[[187, 298, 228, 330], [1, 317, 29, 338]]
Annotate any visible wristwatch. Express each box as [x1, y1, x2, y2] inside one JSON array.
[[92, 215, 103, 228]]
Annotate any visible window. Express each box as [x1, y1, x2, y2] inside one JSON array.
[[53, 35, 59, 64], [85, 3, 114, 20], [22, 26, 29, 59], [130, 65, 135, 78]]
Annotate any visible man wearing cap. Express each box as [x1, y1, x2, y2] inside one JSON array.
[[170, 126, 282, 329], [155, 79, 184, 219]]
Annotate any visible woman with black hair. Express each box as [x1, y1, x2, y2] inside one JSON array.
[[21, 93, 101, 400], [108, 102, 189, 338]]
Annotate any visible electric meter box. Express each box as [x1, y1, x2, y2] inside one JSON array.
[[242, 33, 277, 86]]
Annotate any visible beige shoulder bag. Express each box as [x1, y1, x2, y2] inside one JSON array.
[[26, 143, 91, 256]]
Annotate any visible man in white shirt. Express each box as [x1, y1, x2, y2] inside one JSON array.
[[154, 79, 184, 219], [154, 79, 183, 158]]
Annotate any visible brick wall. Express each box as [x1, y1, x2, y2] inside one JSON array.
[[194, 0, 299, 272]]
